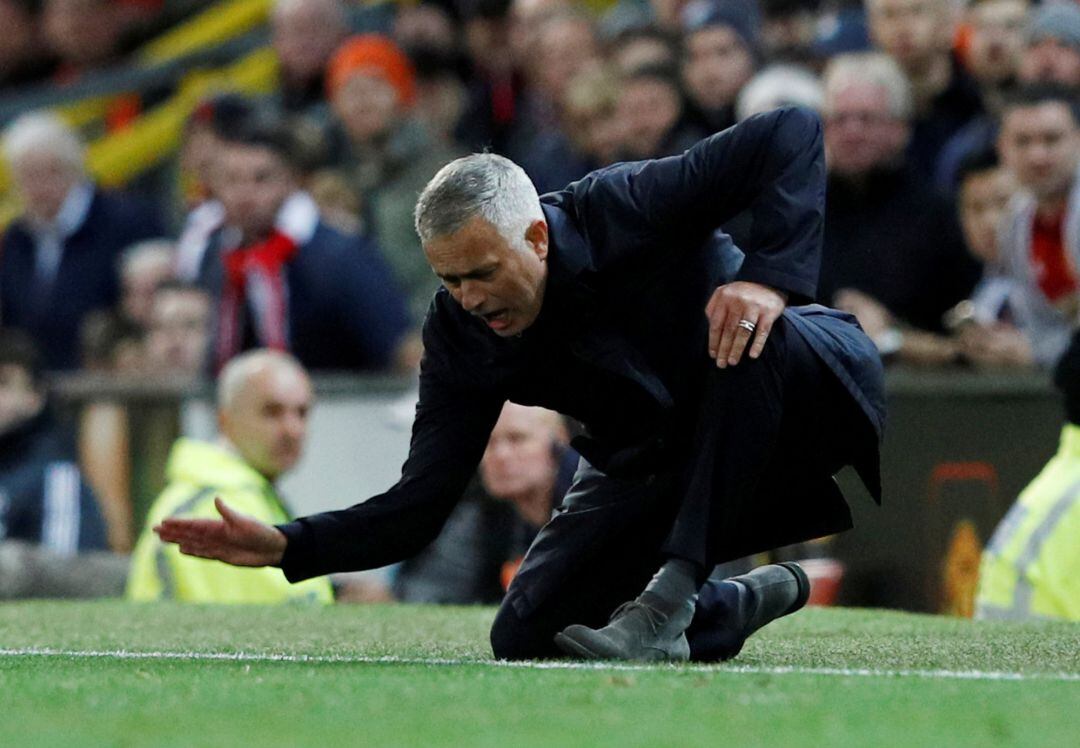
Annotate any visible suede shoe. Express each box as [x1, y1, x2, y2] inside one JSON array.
[[688, 562, 811, 662], [554, 596, 694, 662], [736, 562, 811, 635]]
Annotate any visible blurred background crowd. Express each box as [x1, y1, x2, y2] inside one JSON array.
[[1, 0, 1079, 618]]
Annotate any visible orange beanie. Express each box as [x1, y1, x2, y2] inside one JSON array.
[[326, 34, 417, 108]]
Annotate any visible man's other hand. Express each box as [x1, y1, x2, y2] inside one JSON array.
[[154, 497, 287, 567], [706, 282, 787, 367]]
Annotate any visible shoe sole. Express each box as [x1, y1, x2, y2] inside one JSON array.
[[553, 630, 691, 662]]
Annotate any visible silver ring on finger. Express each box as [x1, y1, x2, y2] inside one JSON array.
[[737, 319, 756, 333]]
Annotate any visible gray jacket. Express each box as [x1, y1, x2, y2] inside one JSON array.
[[998, 168, 1080, 367]]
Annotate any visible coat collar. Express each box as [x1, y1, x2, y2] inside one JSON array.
[[529, 201, 599, 334]]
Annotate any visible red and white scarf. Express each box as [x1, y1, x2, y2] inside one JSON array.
[[211, 192, 319, 371]]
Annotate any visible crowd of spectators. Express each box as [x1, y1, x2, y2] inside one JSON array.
[[2, 0, 1078, 381], [1, 0, 1080, 611]]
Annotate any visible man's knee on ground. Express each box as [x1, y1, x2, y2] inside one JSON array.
[[489, 602, 556, 660]]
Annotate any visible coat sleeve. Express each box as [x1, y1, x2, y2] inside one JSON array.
[[566, 106, 825, 302], [276, 307, 504, 582]]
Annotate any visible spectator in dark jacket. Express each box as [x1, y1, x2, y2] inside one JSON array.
[[270, 0, 349, 121], [0, 329, 108, 556], [819, 53, 980, 364], [616, 63, 707, 161], [680, 0, 760, 134], [1, 112, 164, 371], [866, 0, 984, 179], [190, 108, 416, 373], [1019, 2, 1080, 91]]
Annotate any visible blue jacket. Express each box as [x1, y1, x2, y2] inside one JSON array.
[[197, 221, 412, 371], [279, 108, 886, 582], [0, 189, 164, 371], [0, 410, 108, 554]]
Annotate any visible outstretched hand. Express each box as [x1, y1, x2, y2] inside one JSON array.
[[154, 497, 288, 567], [705, 281, 788, 367]]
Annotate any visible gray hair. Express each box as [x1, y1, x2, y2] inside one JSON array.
[[822, 52, 914, 121], [737, 65, 825, 121], [217, 349, 308, 411], [272, 0, 346, 26], [120, 239, 176, 281], [2, 111, 86, 173], [414, 153, 544, 249]]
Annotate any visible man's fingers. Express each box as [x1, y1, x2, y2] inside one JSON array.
[[155, 520, 204, 543], [727, 313, 758, 365], [215, 497, 237, 523], [707, 304, 727, 359], [716, 313, 740, 367], [748, 315, 776, 360], [177, 542, 221, 561]]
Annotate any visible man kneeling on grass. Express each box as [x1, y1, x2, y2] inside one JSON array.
[[128, 350, 332, 604], [157, 108, 885, 660]]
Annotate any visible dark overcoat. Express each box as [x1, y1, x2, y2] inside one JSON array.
[[278, 107, 885, 585]]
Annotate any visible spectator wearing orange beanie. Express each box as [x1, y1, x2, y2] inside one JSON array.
[[327, 34, 420, 147], [329, 35, 418, 104], [323, 33, 463, 323]]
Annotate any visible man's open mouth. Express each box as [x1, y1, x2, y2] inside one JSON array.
[[481, 309, 510, 329]]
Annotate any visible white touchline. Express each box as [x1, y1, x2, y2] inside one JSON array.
[[0, 647, 1078, 682]]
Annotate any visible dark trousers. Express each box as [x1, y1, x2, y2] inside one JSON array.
[[490, 319, 876, 659]]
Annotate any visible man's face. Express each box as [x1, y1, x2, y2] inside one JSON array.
[[959, 167, 1015, 264], [0, 0, 37, 74], [998, 102, 1080, 199], [867, 0, 953, 72], [215, 144, 294, 241], [10, 151, 80, 225], [331, 72, 400, 146], [424, 216, 549, 337], [565, 99, 623, 164], [481, 403, 562, 502], [617, 77, 682, 159], [0, 363, 43, 436], [146, 290, 212, 376], [121, 255, 175, 328], [42, 0, 120, 67], [824, 82, 910, 176], [682, 26, 755, 111], [966, 0, 1027, 86], [272, 0, 345, 85], [179, 124, 225, 202], [219, 364, 313, 480], [1020, 38, 1080, 88], [532, 18, 599, 102]]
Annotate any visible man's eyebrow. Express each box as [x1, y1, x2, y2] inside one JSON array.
[[438, 263, 498, 282]]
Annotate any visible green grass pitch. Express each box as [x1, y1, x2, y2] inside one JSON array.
[[1, 602, 1078, 747]]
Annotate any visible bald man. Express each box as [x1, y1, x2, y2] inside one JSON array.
[[394, 403, 576, 604], [126, 350, 333, 603]]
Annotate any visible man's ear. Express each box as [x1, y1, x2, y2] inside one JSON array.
[[525, 219, 549, 261]]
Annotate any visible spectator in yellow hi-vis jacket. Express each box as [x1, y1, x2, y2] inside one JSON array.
[[976, 331, 1080, 621], [127, 350, 333, 603]]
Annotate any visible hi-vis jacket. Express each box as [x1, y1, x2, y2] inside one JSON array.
[[976, 424, 1080, 621], [127, 439, 333, 604]]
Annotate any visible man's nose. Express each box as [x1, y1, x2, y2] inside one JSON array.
[[459, 281, 485, 312], [283, 411, 306, 439]]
